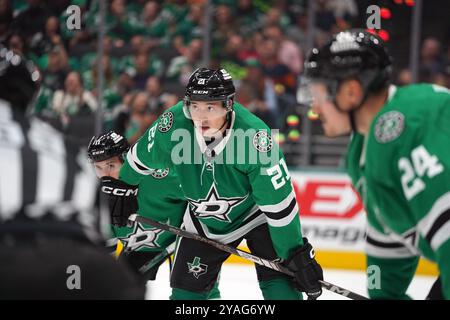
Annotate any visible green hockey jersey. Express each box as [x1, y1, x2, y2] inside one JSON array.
[[120, 101, 303, 259], [347, 132, 420, 299], [110, 168, 186, 253], [347, 84, 450, 299]]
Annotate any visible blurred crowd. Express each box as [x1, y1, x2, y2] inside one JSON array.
[[2, 0, 450, 153]]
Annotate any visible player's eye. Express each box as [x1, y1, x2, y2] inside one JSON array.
[[207, 106, 214, 112]]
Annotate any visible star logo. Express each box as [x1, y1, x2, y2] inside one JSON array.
[[187, 257, 208, 279], [118, 222, 163, 251], [187, 184, 248, 222]]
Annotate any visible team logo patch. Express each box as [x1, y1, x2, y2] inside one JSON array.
[[117, 223, 163, 251], [158, 112, 174, 133], [187, 257, 208, 279], [150, 168, 169, 179], [374, 111, 405, 143], [252, 131, 273, 152], [187, 184, 248, 222]]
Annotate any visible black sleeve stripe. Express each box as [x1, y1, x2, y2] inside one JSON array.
[[366, 235, 406, 249], [425, 208, 450, 244], [134, 160, 151, 172], [263, 198, 297, 221]]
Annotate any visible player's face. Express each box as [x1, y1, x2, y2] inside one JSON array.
[[93, 156, 122, 179], [334, 79, 365, 112], [309, 82, 351, 137], [189, 100, 228, 138]]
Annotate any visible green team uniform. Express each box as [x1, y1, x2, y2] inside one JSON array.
[[120, 101, 304, 299], [109, 168, 184, 255], [346, 84, 450, 299]]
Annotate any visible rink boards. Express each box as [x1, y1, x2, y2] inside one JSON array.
[[227, 170, 438, 276]]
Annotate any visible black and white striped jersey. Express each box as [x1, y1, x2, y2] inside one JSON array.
[[0, 100, 106, 243]]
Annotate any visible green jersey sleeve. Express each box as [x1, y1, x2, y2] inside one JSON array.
[[246, 132, 303, 259], [120, 111, 175, 185]]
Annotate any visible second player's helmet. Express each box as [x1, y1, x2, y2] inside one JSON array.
[[0, 45, 40, 111], [87, 131, 130, 163], [301, 29, 392, 107], [183, 68, 235, 118]]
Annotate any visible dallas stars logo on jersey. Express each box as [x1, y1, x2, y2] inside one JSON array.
[[187, 184, 248, 222], [187, 257, 208, 279], [118, 222, 163, 251]]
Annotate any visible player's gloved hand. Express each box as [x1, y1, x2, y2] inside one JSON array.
[[100, 177, 138, 227], [285, 237, 323, 300]]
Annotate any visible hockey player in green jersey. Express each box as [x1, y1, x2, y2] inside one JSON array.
[[109, 68, 323, 300], [87, 131, 183, 280], [87, 130, 221, 298], [301, 29, 450, 299]]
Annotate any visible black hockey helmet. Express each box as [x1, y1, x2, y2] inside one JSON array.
[[183, 68, 235, 118], [300, 29, 392, 108], [0, 45, 40, 111], [87, 131, 130, 163]]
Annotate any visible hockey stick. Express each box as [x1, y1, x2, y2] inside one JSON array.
[[108, 236, 175, 276], [129, 214, 369, 300], [138, 241, 175, 275]]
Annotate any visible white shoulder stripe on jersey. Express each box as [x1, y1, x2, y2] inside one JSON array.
[[365, 243, 418, 258], [259, 190, 296, 213], [266, 202, 298, 228], [429, 221, 450, 251], [127, 144, 153, 175], [418, 192, 450, 238]]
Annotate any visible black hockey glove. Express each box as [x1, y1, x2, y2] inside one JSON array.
[[100, 177, 138, 227], [285, 237, 323, 300]]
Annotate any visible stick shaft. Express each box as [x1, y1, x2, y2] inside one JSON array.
[[129, 214, 369, 300]]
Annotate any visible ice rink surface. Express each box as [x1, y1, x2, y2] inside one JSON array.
[[146, 262, 436, 300]]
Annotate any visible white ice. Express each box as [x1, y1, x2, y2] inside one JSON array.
[[146, 262, 436, 300]]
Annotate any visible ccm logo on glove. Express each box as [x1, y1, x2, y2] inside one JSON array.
[[101, 186, 138, 197]]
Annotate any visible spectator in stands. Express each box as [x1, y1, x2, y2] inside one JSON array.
[[160, 92, 179, 111], [264, 25, 303, 75], [235, 0, 263, 35], [136, 1, 169, 46], [130, 53, 152, 90], [216, 33, 248, 80], [420, 37, 444, 82], [286, 12, 309, 51], [315, 0, 338, 33], [11, 0, 50, 46], [262, 7, 291, 31], [396, 68, 413, 86], [166, 38, 203, 86], [237, 59, 278, 128], [125, 91, 158, 144], [51, 71, 97, 127], [173, 3, 203, 47], [39, 16, 62, 52], [211, 5, 236, 59], [145, 76, 164, 115], [41, 45, 69, 91], [258, 38, 297, 95], [7, 32, 25, 55]]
